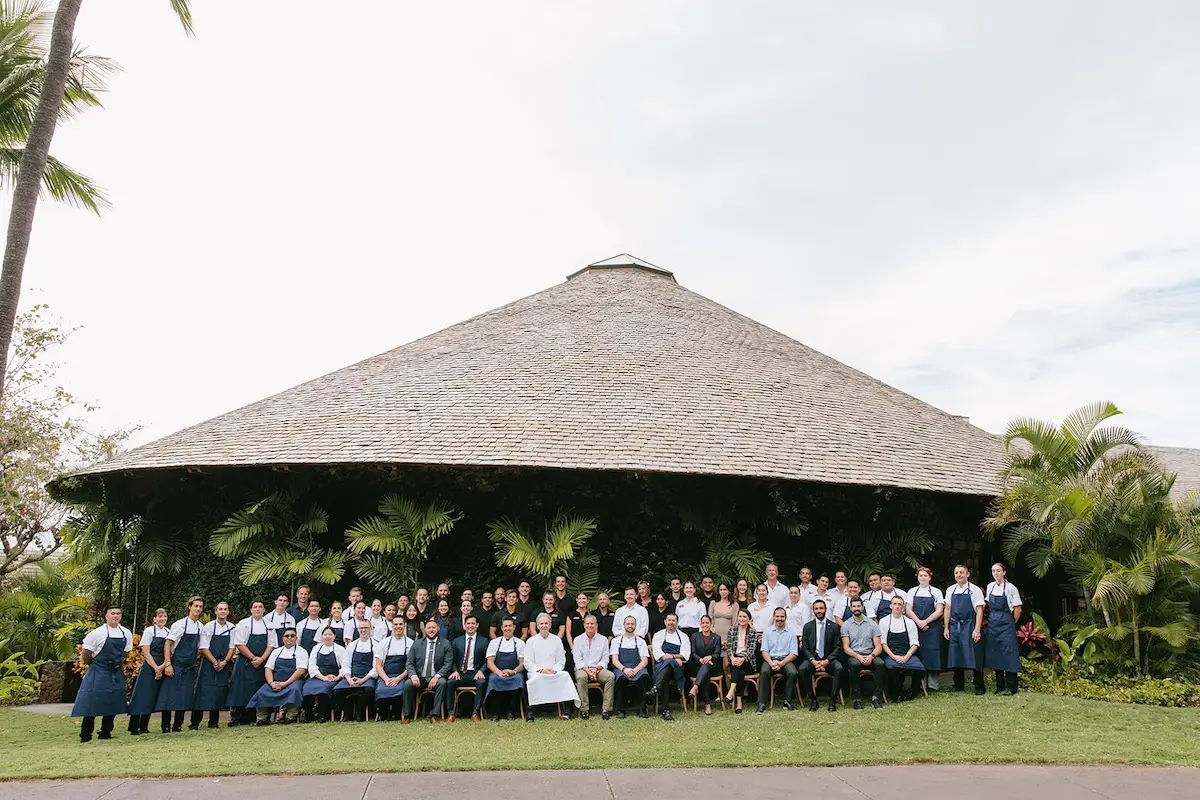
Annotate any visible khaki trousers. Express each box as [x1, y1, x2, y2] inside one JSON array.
[[574, 667, 615, 714]]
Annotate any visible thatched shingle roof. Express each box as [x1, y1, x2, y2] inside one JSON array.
[[1150, 446, 1200, 499], [76, 256, 1012, 495]]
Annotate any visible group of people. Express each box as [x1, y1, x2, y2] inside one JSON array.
[[70, 562, 1024, 741]]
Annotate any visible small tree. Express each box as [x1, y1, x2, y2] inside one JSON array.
[[345, 495, 461, 594], [210, 490, 343, 587], [488, 512, 599, 596]]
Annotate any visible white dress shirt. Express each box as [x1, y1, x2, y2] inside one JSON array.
[[82, 624, 133, 655], [674, 598, 706, 629], [459, 633, 481, 673], [609, 634, 649, 663], [785, 602, 811, 635], [572, 632, 610, 670], [747, 601, 776, 633], [612, 604, 649, 638], [809, 618, 832, 660], [907, 585, 946, 611], [764, 580, 791, 610], [294, 616, 326, 642]]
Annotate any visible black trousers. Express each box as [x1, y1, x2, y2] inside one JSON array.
[[448, 676, 487, 716], [693, 662, 718, 703], [79, 715, 114, 741], [886, 667, 925, 697], [302, 693, 334, 721], [845, 657, 887, 701], [333, 687, 375, 721], [757, 661, 799, 705], [652, 663, 685, 708], [189, 709, 220, 728], [127, 713, 150, 733], [615, 673, 650, 710], [160, 710, 186, 731], [995, 670, 1019, 693], [797, 658, 845, 703], [729, 659, 754, 694], [953, 667, 987, 691], [488, 688, 523, 718]]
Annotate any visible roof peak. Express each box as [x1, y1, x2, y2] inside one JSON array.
[[566, 253, 676, 282]]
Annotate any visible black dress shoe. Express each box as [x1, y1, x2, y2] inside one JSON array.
[[79, 736, 92, 743], [187, 724, 200, 731], [601, 712, 610, 720], [617, 710, 627, 719], [171, 725, 183, 732], [975, 687, 987, 696], [525, 714, 535, 723], [871, 698, 883, 709], [128, 729, 142, 736], [580, 712, 590, 720], [97, 732, 112, 739], [853, 700, 863, 710], [645, 686, 658, 698], [635, 708, 649, 719], [782, 702, 796, 711], [661, 709, 673, 721], [828, 703, 837, 712], [755, 704, 766, 714], [254, 720, 270, 727], [808, 698, 820, 712]]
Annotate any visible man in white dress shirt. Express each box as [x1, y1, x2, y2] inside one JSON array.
[[523, 613, 580, 720], [612, 587, 649, 639], [572, 614, 615, 720], [763, 563, 790, 610]]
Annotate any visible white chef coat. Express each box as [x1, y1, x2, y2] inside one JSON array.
[[612, 604, 649, 638], [263, 610, 296, 643], [866, 589, 910, 620], [343, 617, 373, 644], [907, 585, 946, 613], [486, 636, 525, 660], [340, 638, 378, 679], [524, 632, 579, 706], [945, 582, 986, 609], [985, 581, 1023, 608], [265, 645, 308, 673], [140, 625, 169, 647], [199, 620, 236, 654], [166, 617, 203, 642], [82, 624, 133, 655], [307, 643, 346, 678], [234, 617, 278, 649], [651, 628, 692, 662], [877, 615, 919, 650], [294, 616, 326, 642]]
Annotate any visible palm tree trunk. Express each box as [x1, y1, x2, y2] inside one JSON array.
[[1131, 611, 1142, 675], [0, 0, 84, 401]]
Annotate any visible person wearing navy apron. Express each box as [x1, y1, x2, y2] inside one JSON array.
[[295, 600, 325, 654], [127, 607, 169, 735], [264, 593, 296, 655], [191, 601, 235, 729], [302, 626, 345, 723], [647, 614, 690, 720], [485, 617, 526, 719], [227, 600, 275, 727], [879, 595, 924, 701], [154, 597, 204, 732], [325, 601, 347, 645], [609, 615, 651, 718], [832, 580, 861, 626], [334, 619, 378, 721], [943, 564, 986, 694], [906, 568, 945, 690], [247, 627, 308, 724], [373, 617, 412, 721], [343, 601, 369, 646], [868, 575, 906, 622], [985, 563, 1023, 695], [72, 606, 132, 743]]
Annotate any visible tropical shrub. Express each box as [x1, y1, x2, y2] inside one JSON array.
[[210, 489, 344, 587], [1020, 658, 1200, 707], [0, 560, 90, 661], [488, 512, 599, 596], [0, 640, 40, 705], [345, 495, 461, 594]]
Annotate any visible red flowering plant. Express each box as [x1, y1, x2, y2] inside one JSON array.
[[1017, 613, 1058, 661]]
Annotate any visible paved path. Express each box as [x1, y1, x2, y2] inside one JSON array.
[[2, 766, 1197, 800]]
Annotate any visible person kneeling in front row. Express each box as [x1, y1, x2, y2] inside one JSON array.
[[757, 608, 799, 713], [572, 614, 615, 720], [840, 598, 886, 710], [798, 599, 844, 712]]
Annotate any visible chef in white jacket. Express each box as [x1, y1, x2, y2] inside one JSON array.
[[522, 612, 580, 720]]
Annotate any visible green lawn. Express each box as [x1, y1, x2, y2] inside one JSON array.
[[2, 693, 1198, 780]]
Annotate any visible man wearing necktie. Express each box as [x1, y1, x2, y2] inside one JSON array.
[[408, 619, 452, 722], [448, 615, 489, 721], [799, 599, 845, 712]]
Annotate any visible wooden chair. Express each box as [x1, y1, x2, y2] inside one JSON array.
[[415, 688, 446, 719], [453, 686, 478, 718], [685, 674, 726, 712], [810, 670, 845, 704]]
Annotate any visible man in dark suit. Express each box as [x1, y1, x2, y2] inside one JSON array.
[[798, 599, 844, 712], [448, 615, 489, 722], [408, 618, 454, 722]]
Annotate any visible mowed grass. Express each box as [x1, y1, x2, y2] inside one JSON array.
[[1, 692, 1198, 780]]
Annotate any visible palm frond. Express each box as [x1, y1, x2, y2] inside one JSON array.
[[168, 0, 195, 35]]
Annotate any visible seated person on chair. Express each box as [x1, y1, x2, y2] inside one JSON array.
[[648, 613, 691, 720], [247, 627, 308, 725], [798, 599, 844, 712], [840, 598, 886, 709], [333, 619, 378, 721], [757, 608, 799, 713], [373, 617, 412, 722], [572, 614, 615, 720], [609, 615, 651, 718], [408, 618, 453, 722], [523, 612, 580, 721], [689, 614, 723, 716], [448, 614, 489, 721], [485, 617, 526, 719], [879, 595, 925, 702]]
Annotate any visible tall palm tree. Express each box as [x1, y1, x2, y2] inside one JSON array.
[[0, 0, 192, 400], [488, 513, 599, 596], [344, 495, 461, 595], [210, 490, 344, 588]]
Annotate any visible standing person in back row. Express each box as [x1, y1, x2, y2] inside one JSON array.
[[613, 587, 649, 639], [906, 567, 945, 690], [763, 563, 790, 610], [264, 593, 296, 651], [72, 606, 132, 743], [985, 563, 1022, 696], [192, 600, 236, 729], [944, 564, 986, 695]]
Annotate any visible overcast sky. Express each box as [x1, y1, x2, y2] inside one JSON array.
[[8, 0, 1199, 452]]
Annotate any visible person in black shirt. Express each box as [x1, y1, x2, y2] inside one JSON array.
[[593, 592, 615, 638], [552, 575, 572, 617], [492, 593, 526, 641], [637, 581, 653, 609], [699, 575, 718, 609], [515, 581, 537, 618], [475, 592, 497, 636], [565, 592, 590, 643], [667, 578, 683, 606], [529, 592, 565, 641], [648, 593, 669, 636]]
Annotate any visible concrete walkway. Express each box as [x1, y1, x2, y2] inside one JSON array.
[[2, 766, 1197, 800]]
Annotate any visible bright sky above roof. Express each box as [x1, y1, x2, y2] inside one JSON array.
[[7, 1, 1199, 451]]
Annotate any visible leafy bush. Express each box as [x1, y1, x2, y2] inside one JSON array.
[[1021, 657, 1200, 707], [0, 640, 42, 705]]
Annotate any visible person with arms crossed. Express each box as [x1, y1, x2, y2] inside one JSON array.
[[71, 606, 132, 743], [798, 599, 844, 712], [841, 598, 886, 710]]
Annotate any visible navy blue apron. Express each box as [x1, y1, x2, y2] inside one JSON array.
[[327, 621, 345, 644], [345, 619, 365, 644], [71, 629, 128, 717], [882, 619, 923, 670], [837, 598, 854, 624], [985, 587, 1021, 672], [946, 588, 977, 669], [334, 644, 376, 690], [875, 593, 893, 620], [617, 639, 648, 679], [302, 648, 341, 697], [910, 591, 943, 672], [373, 639, 410, 700], [127, 628, 167, 715], [194, 624, 233, 711], [297, 620, 321, 653], [155, 619, 201, 711], [486, 641, 523, 696], [654, 632, 686, 692], [247, 651, 303, 707], [227, 624, 269, 707]]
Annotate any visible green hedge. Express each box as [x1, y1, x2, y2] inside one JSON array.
[[1021, 658, 1200, 707]]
